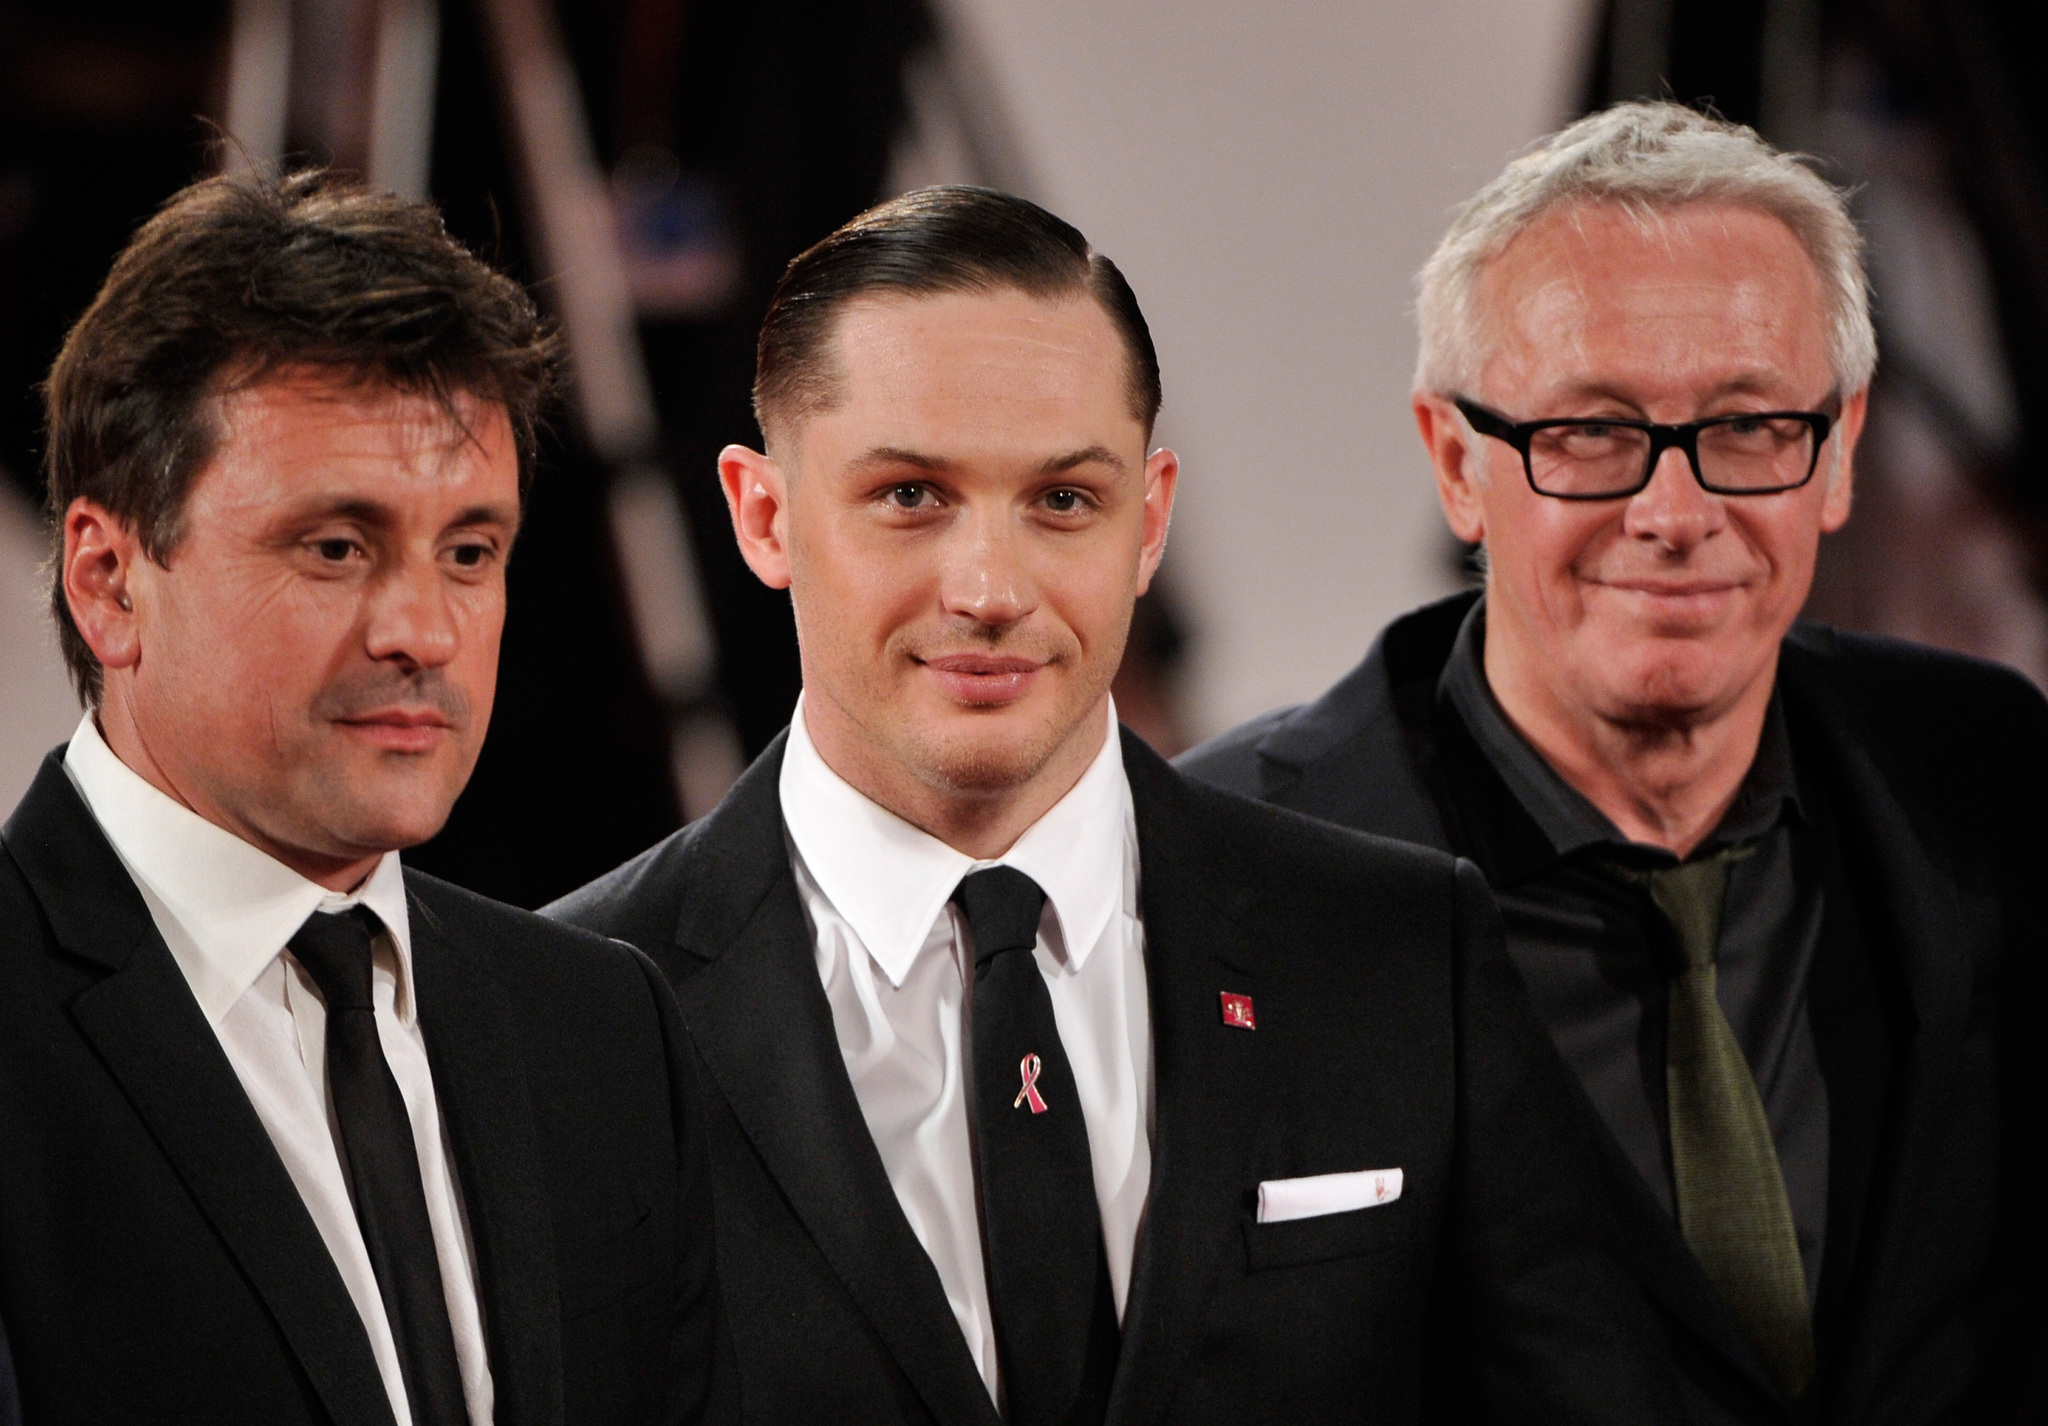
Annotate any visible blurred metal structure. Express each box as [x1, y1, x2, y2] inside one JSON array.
[[224, 0, 440, 198], [472, 0, 734, 813]]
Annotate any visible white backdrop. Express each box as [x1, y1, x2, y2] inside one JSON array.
[[939, 0, 1594, 736]]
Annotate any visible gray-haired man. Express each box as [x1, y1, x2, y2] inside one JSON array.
[[1181, 102, 2047, 1424]]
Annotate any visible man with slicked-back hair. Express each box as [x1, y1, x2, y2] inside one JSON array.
[[548, 184, 1678, 1425], [0, 171, 730, 1426]]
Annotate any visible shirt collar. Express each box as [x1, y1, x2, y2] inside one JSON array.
[[1437, 597, 1802, 869], [62, 712, 416, 1025], [778, 694, 1132, 989]]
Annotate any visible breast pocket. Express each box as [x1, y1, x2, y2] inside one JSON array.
[[1241, 1198, 1413, 1272]]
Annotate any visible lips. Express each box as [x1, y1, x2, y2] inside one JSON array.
[[336, 709, 455, 754], [918, 653, 1045, 706], [1599, 578, 1742, 598], [1589, 577, 1749, 632]]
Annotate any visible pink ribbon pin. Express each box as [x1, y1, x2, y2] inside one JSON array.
[[1014, 1053, 1048, 1113]]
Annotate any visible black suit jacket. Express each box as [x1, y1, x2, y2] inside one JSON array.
[[1178, 591, 2048, 1425], [0, 1312, 18, 1426], [545, 725, 1679, 1424], [0, 751, 732, 1426]]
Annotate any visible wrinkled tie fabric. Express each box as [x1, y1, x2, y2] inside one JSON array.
[[289, 906, 468, 1426], [953, 866, 1119, 1426], [1617, 848, 1814, 1399]]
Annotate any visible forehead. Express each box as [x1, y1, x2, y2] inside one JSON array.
[[798, 289, 1140, 462], [1477, 200, 1832, 400], [203, 369, 517, 500]]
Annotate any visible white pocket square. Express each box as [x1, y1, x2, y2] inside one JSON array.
[[1256, 1168, 1404, 1223]]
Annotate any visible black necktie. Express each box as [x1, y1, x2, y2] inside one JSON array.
[[954, 867, 1119, 1426], [290, 907, 469, 1426]]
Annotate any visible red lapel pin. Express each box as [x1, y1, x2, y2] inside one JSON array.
[[1219, 992, 1256, 1030]]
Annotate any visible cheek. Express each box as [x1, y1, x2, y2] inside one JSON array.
[[1488, 498, 1610, 598], [789, 523, 923, 667], [151, 561, 359, 722], [1041, 539, 1137, 654], [148, 562, 289, 689], [1735, 506, 1824, 609], [450, 581, 508, 709]]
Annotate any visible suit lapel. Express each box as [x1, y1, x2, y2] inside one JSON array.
[[3, 755, 396, 1426], [408, 885, 564, 1426], [1777, 644, 1962, 1408], [1579, 1082, 1789, 1410], [665, 739, 1000, 1426], [1107, 735, 1262, 1426]]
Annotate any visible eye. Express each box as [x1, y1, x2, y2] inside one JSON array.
[[885, 483, 934, 510], [448, 541, 492, 568], [312, 537, 360, 563], [1043, 488, 1086, 514]]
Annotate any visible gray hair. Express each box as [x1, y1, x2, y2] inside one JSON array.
[[1413, 101, 1876, 398]]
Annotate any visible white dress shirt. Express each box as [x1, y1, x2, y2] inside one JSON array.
[[63, 713, 494, 1426], [780, 696, 1153, 1404]]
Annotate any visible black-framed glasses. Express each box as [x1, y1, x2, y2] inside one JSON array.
[[1454, 397, 1838, 500]]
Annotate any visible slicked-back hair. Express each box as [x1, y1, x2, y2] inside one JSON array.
[[44, 168, 558, 703], [753, 185, 1162, 444]]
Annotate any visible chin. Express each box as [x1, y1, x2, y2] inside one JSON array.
[[926, 741, 1048, 794], [316, 772, 465, 854], [1599, 648, 1744, 726], [907, 719, 1061, 796]]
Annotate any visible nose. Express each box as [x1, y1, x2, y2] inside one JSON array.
[[938, 502, 1037, 630], [362, 550, 461, 670], [1621, 443, 1725, 553]]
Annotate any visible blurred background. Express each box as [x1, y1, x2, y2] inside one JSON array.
[[3, 0, 2044, 907]]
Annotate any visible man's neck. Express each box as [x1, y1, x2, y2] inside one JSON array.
[[1480, 637, 1771, 859], [801, 694, 1110, 861]]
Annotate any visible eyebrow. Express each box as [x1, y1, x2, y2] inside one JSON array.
[[448, 502, 521, 530], [1038, 445, 1127, 474], [844, 444, 1129, 475], [290, 497, 521, 531], [846, 446, 951, 473], [1548, 372, 1800, 410]]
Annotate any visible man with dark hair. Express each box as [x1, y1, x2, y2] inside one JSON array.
[[0, 171, 729, 1425], [547, 184, 1677, 1424], [1181, 104, 2048, 1423]]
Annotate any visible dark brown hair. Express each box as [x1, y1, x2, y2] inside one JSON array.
[[44, 168, 558, 702], [754, 185, 1162, 441]]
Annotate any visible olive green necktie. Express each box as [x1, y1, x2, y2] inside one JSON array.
[[1623, 848, 1814, 1399]]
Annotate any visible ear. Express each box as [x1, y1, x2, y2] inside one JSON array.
[[1134, 446, 1180, 597], [1819, 386, 1866, 533], [1414, 393, 1487, 544], [63, 497, 146, 675], [718, 444, 794, 590]]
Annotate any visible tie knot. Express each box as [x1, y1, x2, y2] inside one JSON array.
[[1599, 844, 1752, 973], [952, 866, 1048, 967], [289, 905, 385, 1011]]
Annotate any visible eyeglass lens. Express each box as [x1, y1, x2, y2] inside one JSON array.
[[1527, 417, 1819, 496]]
